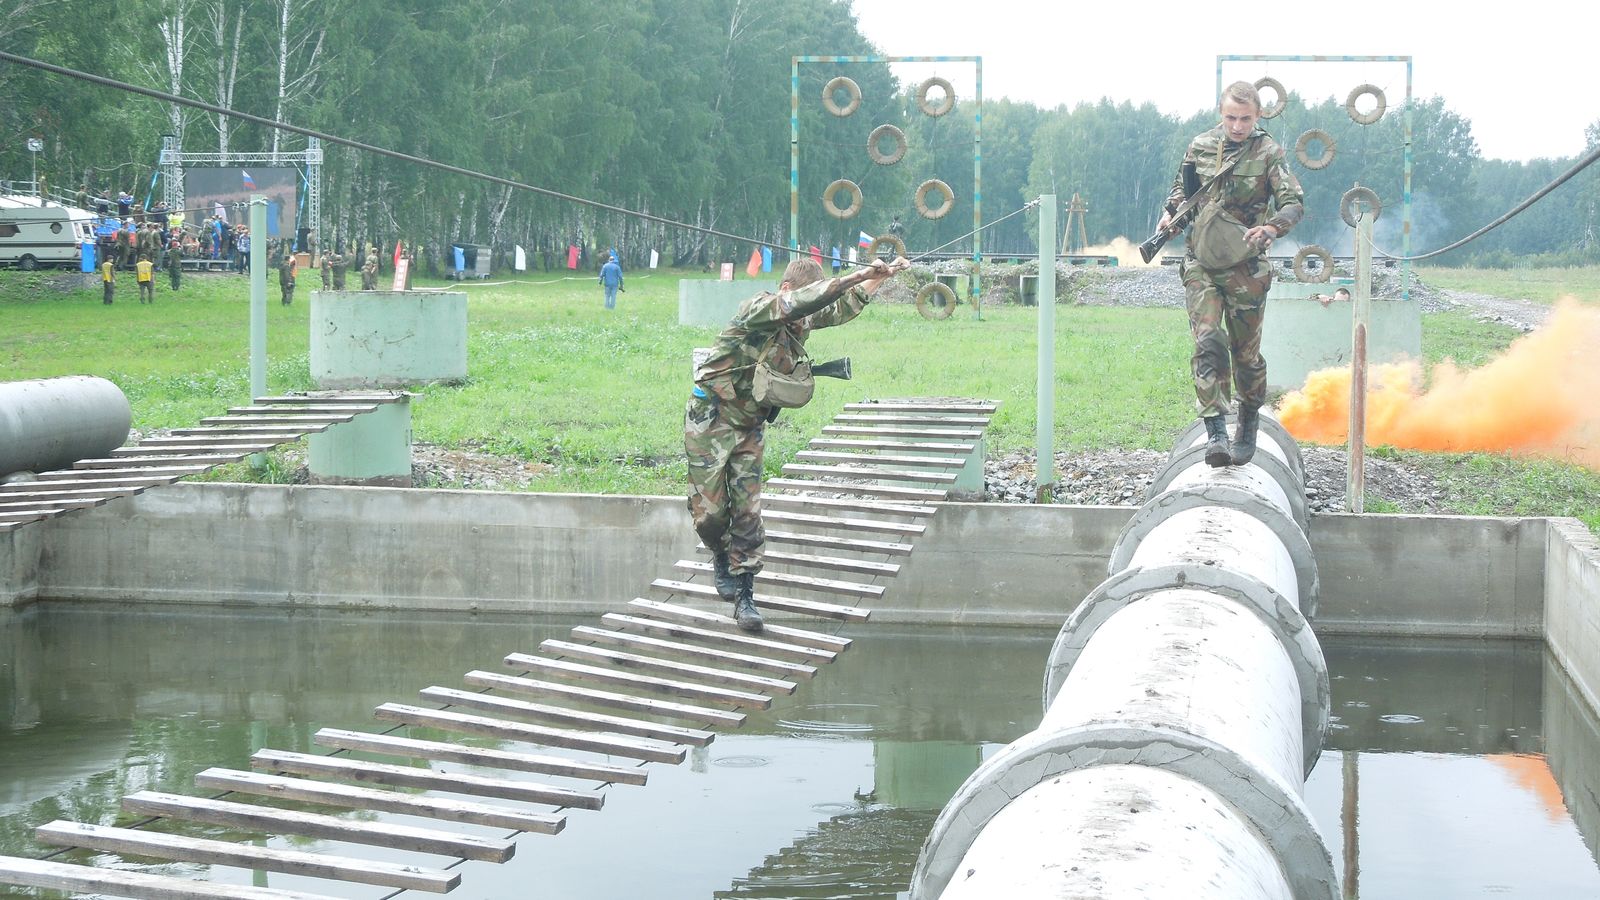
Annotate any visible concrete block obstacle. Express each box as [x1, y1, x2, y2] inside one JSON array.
[[911, 411, 1338, 899]]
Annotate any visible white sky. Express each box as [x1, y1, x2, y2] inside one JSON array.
[[851, 0, 1592, 162]]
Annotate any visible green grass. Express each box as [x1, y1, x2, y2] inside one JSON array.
[[4, 266, 1598, 533], [1417, 265, 1600, 306]]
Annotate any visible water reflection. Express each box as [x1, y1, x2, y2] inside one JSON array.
[[2, 606, 1599, 898]]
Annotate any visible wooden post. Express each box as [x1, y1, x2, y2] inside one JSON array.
[[1347, 210, 1372, 512]]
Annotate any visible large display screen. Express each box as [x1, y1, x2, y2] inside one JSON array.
[[182, 167, 298, 237]]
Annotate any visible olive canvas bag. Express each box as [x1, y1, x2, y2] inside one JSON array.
[[750, 329, 815, 409], [1189, 140, 1257, 270]]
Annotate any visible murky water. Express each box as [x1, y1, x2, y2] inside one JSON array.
[[2, 604, 1598, 898]]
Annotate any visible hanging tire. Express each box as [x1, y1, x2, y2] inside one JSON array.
[[823, 76, 862, 117], [868, 124, 907, 165], [1346, 84, 1386, 125], [917, 77, 955, 117], [915, 179, 955, 220], [916, 281, 957, 319], [1294, 128, 1336, 170], [823, 179, 863, 219], [1340, 186, 1382, 227], [1293, 245, 1333, 283], [1254, 77, 1287, 119], [868, 234, 906, 260]]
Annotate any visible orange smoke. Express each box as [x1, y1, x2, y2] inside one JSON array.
[[1277, 300, 1600, 467], [1079, 236, 1159, 268]]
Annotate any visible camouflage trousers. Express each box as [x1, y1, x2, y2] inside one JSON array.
[[685, 394, 766, 575], [1181, 255, 1272, 418]]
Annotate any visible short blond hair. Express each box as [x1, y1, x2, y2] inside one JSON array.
[[781, 257, 825, 288], [1220, 80, 1261, 112]]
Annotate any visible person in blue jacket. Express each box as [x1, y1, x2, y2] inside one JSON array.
[[599, 253, 624, 310]]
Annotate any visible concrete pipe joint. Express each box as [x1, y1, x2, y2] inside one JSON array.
[[0, 376, 132, 479]]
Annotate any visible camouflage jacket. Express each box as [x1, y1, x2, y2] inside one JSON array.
[[693, 277, 871, 429], [1165, 126, 1304, 238]]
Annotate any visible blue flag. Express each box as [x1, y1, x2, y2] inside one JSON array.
[[760, 246, 772, 273], [453, 246, 465, 271], [830, 246, 841, 270]]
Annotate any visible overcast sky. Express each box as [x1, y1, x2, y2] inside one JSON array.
[[850, 1, 1591, 163]]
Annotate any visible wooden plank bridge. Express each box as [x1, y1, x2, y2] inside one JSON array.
[[0, 396, 996, 898]]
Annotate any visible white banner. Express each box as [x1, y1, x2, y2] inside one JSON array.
[[649, 249, 660, 269], [848, 247, 858, 263], [514, 245, 526, 271]]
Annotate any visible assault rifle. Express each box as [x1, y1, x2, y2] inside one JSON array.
[[1138, 161, 1200, 264]]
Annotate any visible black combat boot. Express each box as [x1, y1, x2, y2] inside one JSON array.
[[1230, 405, 1260, 466], [732, 573, 763, 634], [1203, 415, 1231, 468], [712, 550, 738, 602]]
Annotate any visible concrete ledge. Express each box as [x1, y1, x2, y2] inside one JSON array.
[[1263, 283, 1421, 392], [678, 279, 775, 327], [4, 485, 1562, 636], [1545, 518, 1600, 713]]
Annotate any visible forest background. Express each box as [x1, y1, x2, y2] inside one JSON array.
[[2, 0, 1597, 272]]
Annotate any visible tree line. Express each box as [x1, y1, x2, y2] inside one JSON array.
[[2, 0, 1595, 271]]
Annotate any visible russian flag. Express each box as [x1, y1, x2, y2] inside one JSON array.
[[241, 170, 256, 190], [857, 230, 874, 248]]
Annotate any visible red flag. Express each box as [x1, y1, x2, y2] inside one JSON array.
[[746, 248, 762, 277], [809, 245, 823, 266], [392, 240, 403, 267], [567, 245, 580, 269]]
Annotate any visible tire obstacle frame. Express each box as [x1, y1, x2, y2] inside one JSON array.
[[1216, 54, 1414, 301], [791, 55, 984, 312]]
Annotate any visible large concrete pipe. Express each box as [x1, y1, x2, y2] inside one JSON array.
[[910, 422, 1335, 899], [0, 377, 131, 479]]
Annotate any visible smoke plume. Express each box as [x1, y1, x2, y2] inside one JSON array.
[[1276, 300, 1600, 467]]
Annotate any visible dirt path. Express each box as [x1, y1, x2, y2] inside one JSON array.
[[1431, 287, 1550, 333]]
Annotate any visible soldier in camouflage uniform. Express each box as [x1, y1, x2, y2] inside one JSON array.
[[687, 254, 907, 632], [330, 249, 348, 290], [320, 250, 332, 290], [1158, 80, 1303, 467], [279, 253, 297, 306], [361, 249, 379, 290]]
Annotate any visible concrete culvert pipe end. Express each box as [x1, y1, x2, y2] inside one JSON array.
[[822, 179, 863, 219], [915, 179, 955, 220], [1293, 245, 1334, 283], [867, 124, 907, 165], [1295, 128, 1336, 170], [1255, 76, 1287, 119], [0, 376, 132, 479], [1340, 186, 1382, 227], [1346, 83, 1386, 125], [822, 76, 861, 117], [916, 281, 957, 320], [916, 76, 955, 117]]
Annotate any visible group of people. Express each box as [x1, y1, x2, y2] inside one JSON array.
[[686, 81, 1302, 634]]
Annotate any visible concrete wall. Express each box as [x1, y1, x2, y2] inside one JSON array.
[[678, 279, 776, 327], [1263, 281, 1422, 392], [309, 290, 468, 388], [1545, 519, 1600, 713], [4, 483, 1566, 638]]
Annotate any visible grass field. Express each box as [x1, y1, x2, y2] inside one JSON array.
[[3, 265, 1598, 530], [1417, 265, 1600, 306]]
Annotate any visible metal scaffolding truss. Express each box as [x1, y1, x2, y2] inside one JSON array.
[[160, 136, 323, 236]]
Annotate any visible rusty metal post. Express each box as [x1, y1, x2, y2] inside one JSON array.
[[1347, 210, 1371, 512], [1036, 195, 1056, 503]]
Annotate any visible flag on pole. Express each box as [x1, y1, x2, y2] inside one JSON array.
[[241, 170, 257, 190], [830, 246, 841, 270], [649, 249, 660, 269], [567, 245, 580, 269], [760, 246, 772, 273], [514, 245, 526, 271], [848, 247, 858, 263], [809, 245, 823, 266], [857, 231, 873, 248], [746, 248, 762, 277], [392, 240, 404, 267]]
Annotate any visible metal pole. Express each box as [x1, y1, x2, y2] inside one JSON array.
[[249, 197, 268, 453], [1403, 57, 1414, 302], [972, 56, 983, 320], [1036, 195, 1056, 503], [1347, 210, 1371, 512], [790, 57, 800, 254]]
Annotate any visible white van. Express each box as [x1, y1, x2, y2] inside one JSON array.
[[0, 194, 98, 270]]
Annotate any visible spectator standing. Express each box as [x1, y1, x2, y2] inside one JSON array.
[[599, 253, 624, 310]]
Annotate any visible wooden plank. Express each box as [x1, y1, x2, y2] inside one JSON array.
[[569, 625, 819, 680], [112, 443, 280, 456], [843, 401, 997, 413], [122, 790, 516, 863], [0, 473, 186, 491], [226, 404, 381, 415], [374, 703, 689, 764], [250, 748, 605, 809], [758, 480, 940, 499], [194, 767, 567, 835], [760, 493, 935, 517], [601, 612, 839, 664], [35, 820, 459, 894], [148, 431, 314, 441], [313, 727, 649, 785], [674, 560, 885, 600], [255, 393, 404, 405], [795, 450, 968, 469], [833, 413, 991, 426], [763, 528, 914, 556], [625, 599, 853, 653], [418, 685, 716, 747], [461, 670, 745, 728], [541, 639, 800, 695], [821, 424, 983, 439], [0, 855, 342, 900], [0, 511, 59, 526], [501, 653, 772, 710], [781, 464, 957, 485], [761, 509, 927, 535], [34, 465, 211, 480], [729, 547, 900, 578], [197, 415, 355, 426], [0, 484, 154, 501], [651, 578, 872, 623], [0, 496, 112, 513], [74, 455, 241, 469], [809, 437, 976, 453]]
